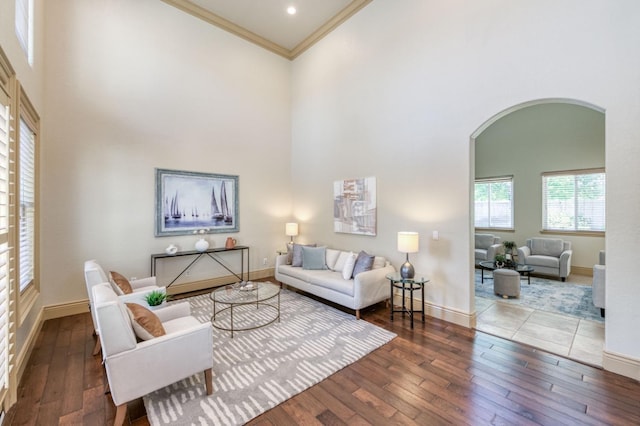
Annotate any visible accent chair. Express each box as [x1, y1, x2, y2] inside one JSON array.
[[517, 238, 572, 281], [474, 233, 503, 265]]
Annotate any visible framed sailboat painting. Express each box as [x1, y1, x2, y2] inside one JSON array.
[[155, 168, 239, 236]]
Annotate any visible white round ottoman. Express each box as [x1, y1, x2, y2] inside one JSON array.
[[493, 269, 521, 298]]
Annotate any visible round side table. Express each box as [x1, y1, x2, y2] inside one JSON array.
[[386, 272, 429, 329]]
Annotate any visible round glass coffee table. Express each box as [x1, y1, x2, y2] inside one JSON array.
[[478, 261, 534, 284], [210, 281, 280, 337]]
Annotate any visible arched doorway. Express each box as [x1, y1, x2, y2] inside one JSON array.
[[470, 98, 606, 366]]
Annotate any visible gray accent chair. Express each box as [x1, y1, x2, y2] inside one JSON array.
[[474, 233, 503, 265], [593, 250, 605, 317], [517, 238, 572, 281]]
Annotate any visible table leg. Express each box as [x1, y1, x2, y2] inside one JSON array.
[[410, 285, 414, 329], [389, 280, 394, 322], [421, 282, 425, 323], [230, 305, 234, 338], [481, 268, 485, 284]]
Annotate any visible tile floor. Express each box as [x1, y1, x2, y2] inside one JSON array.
[[475, 274, 605, 367]]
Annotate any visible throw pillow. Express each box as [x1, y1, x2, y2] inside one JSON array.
[[352, 250, 375, 278], [302, 246, 327, 270], [125, 303, 166, 340], [292, 243, 316, 267], [325, 248, 341, 270], [333, 251, 351, 272], [342, 252, 357, 280], [285, 244, 293, 265], [109, 271, 133, 295]]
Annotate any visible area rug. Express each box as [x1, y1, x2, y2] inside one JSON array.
[[143, 287, 396, 425], [475, 270, 604, 323]]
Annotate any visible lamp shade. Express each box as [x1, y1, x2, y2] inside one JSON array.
[[285, 222, 299, 237], [397, 232, 419, 253]]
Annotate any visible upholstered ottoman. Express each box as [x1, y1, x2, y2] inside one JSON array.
[[493, 269, 520, 298]]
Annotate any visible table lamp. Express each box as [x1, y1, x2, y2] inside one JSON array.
[[397, 232, 419, 279], [285, 222, 299, 246]]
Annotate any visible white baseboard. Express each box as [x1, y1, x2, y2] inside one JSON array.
[[603, 349, 640, 380], [165, 268, 275, 295], [393, 294, 474, 328]]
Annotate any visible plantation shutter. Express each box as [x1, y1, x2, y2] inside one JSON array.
[[0, 84, 11, 401], [18, 118, 34, 292]]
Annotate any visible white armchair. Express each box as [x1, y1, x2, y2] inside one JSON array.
[[92, 283, 213, 426], [84, 259, 164, 355], [517, 238, 572, 281], [593, 250, 605, 317], [474, 233, 503, 265]]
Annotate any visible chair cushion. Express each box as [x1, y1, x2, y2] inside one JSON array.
[[530, 238, 564, 257], [526, 255, 560, 269], [352, 251, 375, 277], [110, 271, 133, 295], [302, 246, 327, 270], [475, 234, 495, 250], [125, 303, 166, 340]]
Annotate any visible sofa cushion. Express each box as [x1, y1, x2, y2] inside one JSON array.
[[302, 246, 327, 270], [530, 238, 563, 257], [285, 244, 293, 265], [110, 271, 133, 295], [125, 303, 166, 340], [325, 248, 341, 270], [342, 252, 357, 280], [526, 255, 560, 269], [475, 234, 496, 250], [352, 251, 375, 277], [292, 243, 316, 267], [332, 251, 351, 272], [279, 264, 315, 281], [308, 271, 354, 297]]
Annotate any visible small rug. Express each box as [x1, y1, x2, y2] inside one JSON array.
[[143, 287, 396, 425], [475, 270, 604, 323]]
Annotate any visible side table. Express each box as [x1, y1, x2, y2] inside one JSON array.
[[386, 272, 429, 329]]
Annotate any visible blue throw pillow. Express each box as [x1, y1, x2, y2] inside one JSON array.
[[302, 246, 326, 270], [352, 250, 375, 278]]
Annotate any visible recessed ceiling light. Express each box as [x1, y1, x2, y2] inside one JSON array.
[[287, 6, 296, 15]]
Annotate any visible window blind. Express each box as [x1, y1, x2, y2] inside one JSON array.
[[18, 118, 34, 293], [474, 177, 514, 229], [542, 170, 605, 232], [0, 90, 10, 398]]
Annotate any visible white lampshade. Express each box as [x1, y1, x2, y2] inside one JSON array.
[[397, 232, 419, 253], [285, 222, 299, 237]]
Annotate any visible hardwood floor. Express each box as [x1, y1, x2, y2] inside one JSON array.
[[5, 291, 640, 425]]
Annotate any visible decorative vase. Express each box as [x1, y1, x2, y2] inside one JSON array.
[[195, 238, 209, 252]]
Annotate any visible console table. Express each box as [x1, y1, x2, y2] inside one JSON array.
[[151, 246, 249, 288]]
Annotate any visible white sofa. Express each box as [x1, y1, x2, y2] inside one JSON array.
[[275, 246, 395, 319], [474, 233, 503, 265]]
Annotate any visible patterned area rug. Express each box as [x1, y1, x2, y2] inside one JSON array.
[[143, 287, 396, 425], [475, 270, 604, 323]]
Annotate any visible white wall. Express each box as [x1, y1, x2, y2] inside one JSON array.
[[476, 102, 605, 269], [291, 0, 640, 378], [41, 0, 293, 307]]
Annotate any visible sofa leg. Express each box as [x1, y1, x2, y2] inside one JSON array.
[[114, 403, 127, 426], [561, 277, 566, 282], [600, 308, 605, 318], [355, 309, 361, 320], [204, 368, 213, 395], [92, 337, 101, 356]]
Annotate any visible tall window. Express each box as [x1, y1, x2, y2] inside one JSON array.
[[542, 169, 605, 232], [15, 0, 34, 66], [18, 118, 35, 293], [475, 177, 514, 229]]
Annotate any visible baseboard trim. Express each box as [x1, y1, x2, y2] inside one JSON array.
[[572, 266, 592, 277], [603, 349, 640, 380], [394, 294, 474, 328], [42, 300, 90, 320]]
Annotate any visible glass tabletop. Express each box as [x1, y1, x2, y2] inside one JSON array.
[[386, 272, 429, 284], [210, 281, 280, 304], [479, 261, 533, 273]]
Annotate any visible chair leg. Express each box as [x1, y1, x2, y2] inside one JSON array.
[[92, 337, 102, 356], [600, 308, 605, 318], [204, 368, 213, 395], [114, 403, 127, 426]]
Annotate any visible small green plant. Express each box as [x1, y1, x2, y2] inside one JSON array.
[[503, 241, 516, 255], [494, 254, 506, 264], [145, 290, 169, 307]]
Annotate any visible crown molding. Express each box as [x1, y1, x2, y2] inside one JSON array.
[[161, 0, 372, 60]]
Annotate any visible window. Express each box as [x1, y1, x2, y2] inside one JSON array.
[[18, 118, 35, 292], [475, 177, 514, 229], [15, 0, 34, 65], [542, 169, 605, 232]]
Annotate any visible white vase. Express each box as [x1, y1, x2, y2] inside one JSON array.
[[195, 238, 209, 252]]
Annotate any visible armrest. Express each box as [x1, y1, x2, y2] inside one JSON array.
[[592, 264, 605, 308], [275, 254, 288, 268], [486, 243, 504, 261], [353, 264, 396, 308], [559, 249, 572, 277], [517, 246, 530, 261], [130, 276, 157, 289], [154, 302, 191, 322]]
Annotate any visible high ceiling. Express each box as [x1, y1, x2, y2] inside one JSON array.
[[161, 0, 372, 60]]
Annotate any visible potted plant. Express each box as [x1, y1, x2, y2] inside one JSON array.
[[503, 241, 516, 263], [145, 290, 169, 307], [494, 254, 506, 268]]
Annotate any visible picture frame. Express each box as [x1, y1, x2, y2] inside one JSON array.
[[333, 176, 377, 236], [155, 168, 239, 236]]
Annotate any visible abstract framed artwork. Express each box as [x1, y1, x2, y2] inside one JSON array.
[[333, 176, 377, 236], [155, 168, 239, 236]]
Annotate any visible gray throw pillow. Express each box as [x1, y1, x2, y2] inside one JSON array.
[[352, 250, 375, 278], [292, 243, 316, 267], [302, 246, 327, 270]]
